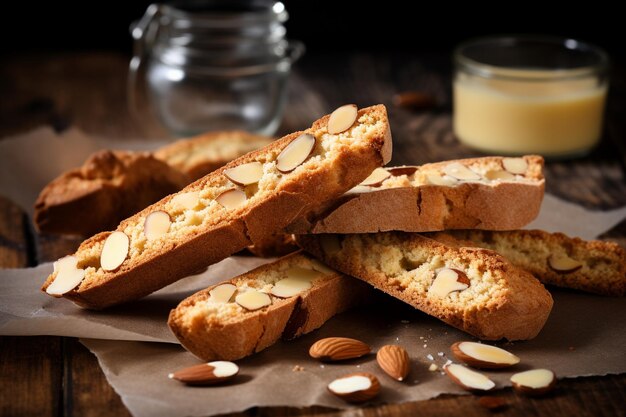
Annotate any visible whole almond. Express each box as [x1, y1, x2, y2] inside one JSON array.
[[376, 345, 410, 381], [309, 337, 370, 361], [168, 361, 239, 386]]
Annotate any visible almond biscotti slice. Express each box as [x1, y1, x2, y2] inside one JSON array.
[[168, 251, 374, 361], [34, 150, 190, 236], [154, 130, 274, 180], [41, 105, 392, 309], [296, 232, 553, 341], [287, 156, 544, 233], [427, 230, 626, 296]]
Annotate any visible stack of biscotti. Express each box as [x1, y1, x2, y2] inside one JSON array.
[[41, 105, 391, 309], [35, 131, 273, 236]]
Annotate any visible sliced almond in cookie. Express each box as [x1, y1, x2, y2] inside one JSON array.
[[451, 341, 520, 369], [46, 256, 86, 295], [426, 173, 458, 186], [168, 361, 239, 386], [171, 191, 200, 210], [510, 369, 556, 396], [208, 283, 237, 304], [443, 163, 481, 181], [428, 268, 470, 298], [502, 158, 528, 175], [270, 277, 312, 298], [548, 254, 583, 273], [346, 185, 373, 194], [359, 167, 391, 187], [224, 162, 264, 186], [444, 363, 495, 391], [328, 372, 380, 403], [216, 189, 247, 210], [144, 211, 171, 240], [327, 104, 358, 134], [235, 290, 271, 311], [276, 133, 316, 173], [310, 259, 335, 275], [485, 170, 516, 181], [100, 231, 129, 272], [270, 266, 322, 298]]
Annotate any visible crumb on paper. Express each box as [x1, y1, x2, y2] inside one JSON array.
[[419, 336, 424, 339], [437, 352, 445, 357], [423, 344, 427, 348], [292, 365, 304, 372], [426, 354, 434, 361], [319, 364, 325, 369], [429, 364, 438, 372]]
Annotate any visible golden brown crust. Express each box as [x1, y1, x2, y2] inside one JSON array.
[[154, 131, 274, 180], [296, 232, 553, 341], [168, 251, 374, 361], [42, 105, 392, 309], [34, 132, 272, 236], [34, 150, 189, 236], [427, 230, 626, 296], [288, 156, 544, 234]]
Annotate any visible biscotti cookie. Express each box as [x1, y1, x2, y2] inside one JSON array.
[[34, 132, 272, 236], [35, 150, 189, 235], [297, 232, 553, 341], [287, 156, 544, 234], [41, 105, 392, 309], [427, 230, 626, 296], [154, 131, 274, 180], [168, 251, 374, 361]]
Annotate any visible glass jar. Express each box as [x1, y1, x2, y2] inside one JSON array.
[[129, 1, 304, 136], [453, 36, 609, 158]]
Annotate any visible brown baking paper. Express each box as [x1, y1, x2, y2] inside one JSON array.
[[1, 128, 626, 416], [81, 288, 626, 417]]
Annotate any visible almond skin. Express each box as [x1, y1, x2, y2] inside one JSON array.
[[168, 362, 239, 386], [327, 372, 380, 403], [376, 345, 410, 381], [309, 337, 370, 361]]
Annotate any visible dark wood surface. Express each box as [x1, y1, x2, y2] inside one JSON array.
[[1, 52, 625, 417]]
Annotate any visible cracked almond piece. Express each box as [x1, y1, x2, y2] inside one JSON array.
[[451, 341, 520, 369], [168, 252, 374, 361], [41, 104, 391, 309], [328, 372, 380, 403], [46, 256, 86, 296], [168, 361, 239, 386], [444, 363, 495, 392], [296, 232, 553, 341], [510, 369, 556, 396], [327, 104, 358, 134]]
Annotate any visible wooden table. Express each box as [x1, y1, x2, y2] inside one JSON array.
[[1, 52, 625, 417]]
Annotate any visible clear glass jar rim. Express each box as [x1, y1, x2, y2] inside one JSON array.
[[161, 2, 288, 26], [454, 35, 609, 81]]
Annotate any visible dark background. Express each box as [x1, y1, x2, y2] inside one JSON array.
[[1, 1, 623, 62]]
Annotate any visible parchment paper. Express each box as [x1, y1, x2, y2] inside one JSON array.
[[1, 128, 625, 416]]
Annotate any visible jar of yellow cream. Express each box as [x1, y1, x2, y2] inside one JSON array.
[[453, 36, 608, 158]]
